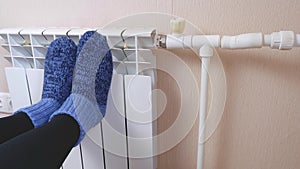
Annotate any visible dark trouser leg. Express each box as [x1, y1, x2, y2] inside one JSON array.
[[0, 114, 80, 169], [0, 113, 34, 144]]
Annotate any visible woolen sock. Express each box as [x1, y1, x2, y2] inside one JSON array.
[[14, 37, 77, 128], [50, 31, 113, 145]]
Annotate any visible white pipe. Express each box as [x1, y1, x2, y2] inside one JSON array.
[[295, 34, 300, 47], [163, 31, 300, 50], [162, 30, 300, 169], [197, 45, 213, 169], [221, 33, 263, 49], [166, 34, 220, 48]]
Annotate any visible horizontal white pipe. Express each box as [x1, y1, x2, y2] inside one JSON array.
[[221, 33, 263, 49], [296, 34, 300, 47], [166, 35, 220, 48], [164, 31, 300, 50]]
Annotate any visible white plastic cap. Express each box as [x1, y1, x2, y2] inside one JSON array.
[[170, 18, 186, 34], [270, 31, 294, 50]]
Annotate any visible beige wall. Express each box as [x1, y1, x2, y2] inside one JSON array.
[[0, 0, 300, 169]]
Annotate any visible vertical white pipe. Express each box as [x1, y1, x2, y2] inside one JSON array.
[[197, 44, 213, 169], [197, 57, 210, 169]]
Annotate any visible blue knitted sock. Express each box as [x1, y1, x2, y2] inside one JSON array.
[[50, 31, 113, 145], [14, 37, 77, 128]]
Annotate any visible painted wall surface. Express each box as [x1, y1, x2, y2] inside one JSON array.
[[0, 0, 300, 169]]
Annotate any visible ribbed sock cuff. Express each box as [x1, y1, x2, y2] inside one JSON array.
[[50, 94, 104, 146], [14, 99, 61, 128]]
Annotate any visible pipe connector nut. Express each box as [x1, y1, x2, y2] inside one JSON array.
[[271, 31, 295, 50]]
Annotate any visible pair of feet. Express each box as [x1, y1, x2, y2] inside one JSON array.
[[15, 31, 113, 145]]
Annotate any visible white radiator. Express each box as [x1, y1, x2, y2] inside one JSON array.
[[0, 28, 157, 169]]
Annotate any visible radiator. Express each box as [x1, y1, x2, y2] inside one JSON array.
[[1, 28, 157, 169]]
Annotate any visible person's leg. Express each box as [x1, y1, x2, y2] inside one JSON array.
[[0, 113, 33, 144], [50, 31, 113, 145], [0, 31, 112, 168], [0, 114, 79, 169], [14, 37, 77, 128]]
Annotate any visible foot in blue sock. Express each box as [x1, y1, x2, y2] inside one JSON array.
[[14, 37, 77, 128], [50, 31, 113, 145]]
